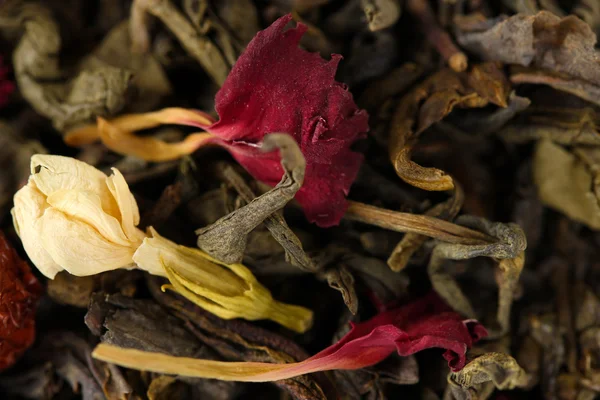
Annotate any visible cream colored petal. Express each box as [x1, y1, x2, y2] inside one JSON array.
[[46, 189, 131, 246], [38, 208, 137, 276], [133, 228, 244, 289], [106, 168, 145, 244], [31, 154, 120, 218], [11, 183, 63, 279]]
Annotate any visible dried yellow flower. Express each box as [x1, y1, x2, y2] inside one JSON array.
[[133, 228, 313, 333], [11, 155, 148, 278], [12, 155, 313, 332]]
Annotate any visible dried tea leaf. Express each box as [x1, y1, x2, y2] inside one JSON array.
[[214, 0, 260, 46], [389, 66, 511, 191], [80, 21, 172, 113], [195, 134, 305, 264], [322, 265, 358, 315], [574, 285, 600, 332], [47, 271, 95, 308], [361, 0, 401, 31], [92, 293, 487, 381], [0, 1, 132, 131], [446, 353, 530, 400], [148, 279, 330, 399], [510, 67, 600, 107], [428, 216, 526, 337], [456, 12, 600, 86], [0, 121, 46, 221], [86, 293, 239, 399], [130, 0, 230, 85], [529, 314, 565, 398], [533, 140, 600, 229], [216, 162, 316, 273], [358, 63, 423, 111], [451, 92, 531, 135], [388, 185, 463, 272]]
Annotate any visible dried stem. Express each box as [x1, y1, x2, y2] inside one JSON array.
[[130, 0, 229, 85], [345, 201, 496, 245], [405, 0, 467, 72]]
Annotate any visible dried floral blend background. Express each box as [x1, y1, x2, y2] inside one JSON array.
[[0, 0, 599, 399]]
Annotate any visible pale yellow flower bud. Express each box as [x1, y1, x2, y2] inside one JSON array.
[[133, 228, 314, 333], [11, 155, 149, 278], [13, 155, 313, 332]]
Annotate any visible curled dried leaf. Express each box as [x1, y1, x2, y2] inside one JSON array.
[[389, 66, 511, 191], [130, 0, 230, 85], [196, 134, 305, 264], [428, 216, 526, 337], [0, 1, 132, 131], [456, 12, 600, 86], [446, 353, 531, 400]]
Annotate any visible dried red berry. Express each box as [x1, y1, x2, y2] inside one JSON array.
[[0, 230, 42, 371]]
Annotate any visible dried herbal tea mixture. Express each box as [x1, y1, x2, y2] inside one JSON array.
[[1, 0, 600, 399]]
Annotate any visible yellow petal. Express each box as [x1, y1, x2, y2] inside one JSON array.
[[105, 168, 145, 244], [30, 154, 119, 218], [133, 228, 313, 332], [64, 108, 215, 146], [38, 208, 137, 276], [95, 118, 213, 162], [93, 344, 296, 382], [11, 182, 62, 279], [45, 189, 131, 246]]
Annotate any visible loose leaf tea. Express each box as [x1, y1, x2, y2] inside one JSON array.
[[3, 1, 600, 399]]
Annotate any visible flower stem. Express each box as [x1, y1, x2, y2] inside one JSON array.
[[345, 201, 496, 245]]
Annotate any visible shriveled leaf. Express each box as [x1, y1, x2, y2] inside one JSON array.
[[446, 353, 531, 400], [428, 216, 526, 337], [456, 12, 600, 86], [533, 140, 600, 229], [389, 66, 511, 191], [361, 0, 401, 31], [92, 293, 487, 381], [195, 134, 305, 264], [130, 0, 229, 85], [0, 1, 132, 131]]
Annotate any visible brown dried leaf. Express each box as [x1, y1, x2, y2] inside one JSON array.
[[511, 67, 600, 107], [130, 0, 230, 85], [148, 278, 331, 400], [428, 216, 526, 337], [389, 66, 511, 191], [446, 353, 530, 400], [0, 1, 132, 131], [361, 0, 401, 31], [216, 162, 316, 272], [47, 272, 96, 308], [533, 140, 600, 229], [456, 12, 600, 86]]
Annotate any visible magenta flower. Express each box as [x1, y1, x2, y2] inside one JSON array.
[[65, 14, 369, 227]]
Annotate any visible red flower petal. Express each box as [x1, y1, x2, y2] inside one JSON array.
[[194, 14, 369, 227], [93, 292, 486, 381], [306, 291, 487, 373], [0, 231, 43, 371]]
